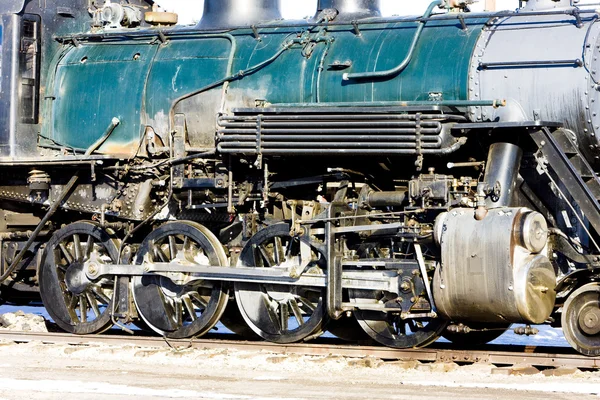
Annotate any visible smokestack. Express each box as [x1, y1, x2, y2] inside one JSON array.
[[199, 0, 282, 28], [316, 0, 381, 21], [485, 0, 496, 10]]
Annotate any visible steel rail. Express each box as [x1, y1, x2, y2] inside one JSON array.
[[0, 331, 598, 369]]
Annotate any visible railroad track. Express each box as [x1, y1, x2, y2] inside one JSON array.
[[0, 330, 598, 370]]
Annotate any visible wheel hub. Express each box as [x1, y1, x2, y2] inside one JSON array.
[[578, 305, 600, 335], [65, 261, 92, 295]]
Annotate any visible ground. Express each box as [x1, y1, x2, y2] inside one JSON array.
[[0, 338, 598, 399], [0, 308, 598, 399]]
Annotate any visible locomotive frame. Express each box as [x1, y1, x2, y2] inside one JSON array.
[[0, 0, 600, 356]]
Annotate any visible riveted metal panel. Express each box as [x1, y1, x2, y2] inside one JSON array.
[[470, 12, 600, 163], [50, 43, 158, 155]]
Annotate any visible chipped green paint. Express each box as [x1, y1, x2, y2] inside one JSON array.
[[49, 17, 487, 154]]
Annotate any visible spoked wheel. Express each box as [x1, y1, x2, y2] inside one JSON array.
[[235, 223, 326, 344], [442, 323, 511, 346], [562, 283, 600, 356], [131, 221, 229, 339], [39, 222, 119, 334], [349, 289, 448, 348]]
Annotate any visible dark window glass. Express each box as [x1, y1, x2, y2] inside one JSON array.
[[19, 15, 41, 124]]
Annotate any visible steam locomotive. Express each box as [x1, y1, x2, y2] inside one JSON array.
[[1, 0, 600, 356]]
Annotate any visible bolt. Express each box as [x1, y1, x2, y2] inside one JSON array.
[[88, 263, 98, 275]]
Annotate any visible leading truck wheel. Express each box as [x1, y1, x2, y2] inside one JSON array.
[[131, 221, 229, 339], [562, 283, 600, 356], [39, 222, 119, 335]]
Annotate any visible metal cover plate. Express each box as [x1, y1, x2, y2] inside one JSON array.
[[0, 1, 25, 14]]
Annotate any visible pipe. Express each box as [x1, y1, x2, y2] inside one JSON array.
[[219, 141, 441, 148], [272, 99, 506, 108], [218, 128, 442, 135], [59, 8, 597, 41], [217, 146, 461, 155], [219, 135, 442, 141], [365, 190, 408, 208], [219, 121, 442, 128], [220, 114, 466, 121], [343, 0, 444, 81], [482, 143, 523, 208]]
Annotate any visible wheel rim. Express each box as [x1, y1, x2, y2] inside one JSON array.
[[39, 222, 118, 334], [132, 221, 228, 339], [234, 223, 325, 344], [562, 283, 600, 356], [350, 289, 448, 348]]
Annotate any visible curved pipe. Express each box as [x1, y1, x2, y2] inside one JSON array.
[[343, 0, 444, 81]]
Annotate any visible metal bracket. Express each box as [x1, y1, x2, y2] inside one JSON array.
[[172, 114, 186, 188], [251, 25, 261, 41], [255, 114, 263, 169], [415, 113, 423, 171], [352, 20, 361, 36]]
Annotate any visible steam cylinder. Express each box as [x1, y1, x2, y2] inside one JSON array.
[[433, 208, 555, 324], [199, 0, 282, 28]]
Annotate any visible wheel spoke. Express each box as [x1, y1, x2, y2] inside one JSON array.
[[298, 297, 316, 312], [182, 295, 197, 321], [258, 244, 275, 267], [154, 245, 170, 263], [173, 299, 183, 327], [273, 237, 284, 265], [279, 302, 289, 331], [65, 293, 80, 323], [262, 295, 281, 333], [168, 235, 178, 260], [59, 243, 74, 264], [85, 236, 94, 260], [189, 291, 208, 309], [92, 286, 111, 305], [73, 234, 83, 261], [67, 292, 79, 310], [86, 292, 101, 318], [289, 298, 304, 326], [79, 295, 88, 323]]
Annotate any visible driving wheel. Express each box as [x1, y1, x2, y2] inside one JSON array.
[[131, 221, 229, 339], [235, 223, 326, 343], [349, 289, 448, 348], [39, 221, 119, 334]]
